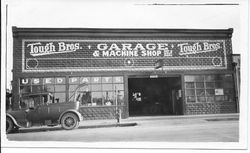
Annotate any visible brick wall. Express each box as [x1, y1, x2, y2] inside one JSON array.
[[79, 106, 126, 120], [185, 102, 237, 115]]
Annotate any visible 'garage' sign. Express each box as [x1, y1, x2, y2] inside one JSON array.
[[22, 39, 228, 72]]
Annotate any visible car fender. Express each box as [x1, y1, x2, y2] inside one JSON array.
[[6, 113, 23, 128], [58, 109, 83, 123]]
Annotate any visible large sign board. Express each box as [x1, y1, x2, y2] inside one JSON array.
[[22, 39, 228, 72]]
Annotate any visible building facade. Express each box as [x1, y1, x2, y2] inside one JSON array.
[[12, 27, 237, 119]]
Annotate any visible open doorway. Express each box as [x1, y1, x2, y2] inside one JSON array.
[[128, 77, 182, 116]]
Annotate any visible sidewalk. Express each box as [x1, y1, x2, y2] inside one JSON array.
[[79, 113, 239, 129]]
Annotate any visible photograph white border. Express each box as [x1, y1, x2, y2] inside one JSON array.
[[1, 0, 249, 152]]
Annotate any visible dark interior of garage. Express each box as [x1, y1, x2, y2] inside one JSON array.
[[128, 77, 182, 116]]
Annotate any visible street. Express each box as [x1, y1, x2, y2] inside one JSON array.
[[6, 114, 239, 142]]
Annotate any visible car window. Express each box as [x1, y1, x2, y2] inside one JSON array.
[[20, 97, 35, 109]]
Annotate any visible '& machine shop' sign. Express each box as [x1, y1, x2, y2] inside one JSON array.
[[22, 39, 228, 72]]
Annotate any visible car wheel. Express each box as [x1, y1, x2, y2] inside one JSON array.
[[6, 117, 14, 133], [61, 113, 79, 130]]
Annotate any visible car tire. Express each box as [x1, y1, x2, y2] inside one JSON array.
[[6, 117, 14, 134], [61, 113, 79, 130]]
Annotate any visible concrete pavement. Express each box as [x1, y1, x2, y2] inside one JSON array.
[[7, 113, 239, 142]]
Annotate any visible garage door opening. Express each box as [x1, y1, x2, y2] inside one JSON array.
[[128, 77, 182, 116]]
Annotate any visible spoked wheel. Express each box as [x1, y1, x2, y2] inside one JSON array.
[[6, 117, 14, 134], [61, 113, 79, 130]]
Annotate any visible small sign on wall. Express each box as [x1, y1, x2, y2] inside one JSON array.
[[215, 88, 224, 95]]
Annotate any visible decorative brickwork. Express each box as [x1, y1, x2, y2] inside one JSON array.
[[79, 106, 126, 120], [185, 102, 237, 115]]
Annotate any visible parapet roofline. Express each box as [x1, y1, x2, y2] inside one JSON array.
[[12, 27, 233, 38]]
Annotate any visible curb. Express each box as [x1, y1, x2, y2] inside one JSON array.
[[78, 122, 137, 129], [125, 113, 239, 121]]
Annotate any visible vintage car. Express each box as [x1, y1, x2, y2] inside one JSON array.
[[6, 84, 86, 133]]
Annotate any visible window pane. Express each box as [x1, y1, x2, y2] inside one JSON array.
[[186, 89, 195, 96], [92, 92, 102, 106], [20, 78, 31, 85], [206, 82, 215, 88], [196, 89, 205, 96], [44, 85, 54, 92], [215, 95, 224, 102], [215, 82, 224, 88], [80, 77, 91, 84], [102, 77, 112, 83], [78, 91, 92, 106], [214, 74, 224, 81], [184, 75, 195, 82], [224, 81, 234, 88], [78, 85, 91, 92], [205, 75, 216, 81], [54, 93, 66, 103], [224, 74, 233, 81], [32, 78, 42, 85], [70, 85, 89, 92], [20, 96, 34, 109], [184, 75, 204, 82], [103, 91, 114, 106], [91, 77, 101, 84], [20, 86, 31, 94], [55, 78, 66, 84], [194, 76, 204, 82], [32, 85, 43, 93], [186, 96, 195, 102], [197, 96, 206, 102], [206, 96, 215, 102], [225, 95, 234, 102], [43, 78, 55, 84], [102, 84, 113, 91], [55, 85, 66, 92], [113, 76, 123, 83], [69, 85, 78, 91], [117, 91, 125, 105], [185, 82, 194, 88], [113, 84, 124, 91], [206, 89, 215, 96], [69, 92, 75, 101], [91, 84, 102, 91], [196, 82, 204, 88], [69, 77, 79, 84], [224, 89, 234, 95], [32, 96, 42, 107]]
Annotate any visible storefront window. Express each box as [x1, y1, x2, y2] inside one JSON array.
[[69, 76, 124, 107], [184, 74, 235, 103], [19, 77, 66, 108]]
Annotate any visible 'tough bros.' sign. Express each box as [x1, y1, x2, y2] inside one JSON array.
[[22, 39, 227, 71], [26, 41, 222, 57]]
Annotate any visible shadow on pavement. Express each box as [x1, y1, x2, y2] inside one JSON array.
[[205, 118, 239, 121], [8, 122, 137, 134]]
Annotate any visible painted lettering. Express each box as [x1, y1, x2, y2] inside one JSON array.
[[33, 78, 40, 84], [97, 44, 108, 50], [45, 78, 52, 84], [56, 78, 64, 84], [80, 77, 89, 83], [21, 79, 29, 85]]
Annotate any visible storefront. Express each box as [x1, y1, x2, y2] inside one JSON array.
[[12, 27, 237, 119]]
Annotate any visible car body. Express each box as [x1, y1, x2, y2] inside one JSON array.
[[6, 84, 86, 133]]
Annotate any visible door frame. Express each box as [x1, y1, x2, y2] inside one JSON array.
[[127, 74, 183, 116]]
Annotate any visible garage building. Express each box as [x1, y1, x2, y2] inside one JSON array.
[[12, 27, 237, 119]]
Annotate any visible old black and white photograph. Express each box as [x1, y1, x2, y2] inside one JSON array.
[[1, 0, 249, 153]]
